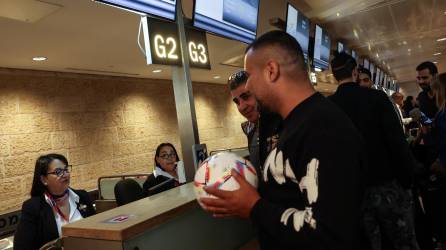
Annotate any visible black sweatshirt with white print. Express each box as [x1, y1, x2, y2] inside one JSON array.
[[251, 93, 365, 250]]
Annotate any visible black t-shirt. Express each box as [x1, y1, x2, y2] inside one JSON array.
[[251, 93, 364, 250], [417, 90, 438, 119]]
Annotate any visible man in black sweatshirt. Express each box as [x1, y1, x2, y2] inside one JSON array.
[[329, 52, 419, 250], [201, 31, 364, 250]]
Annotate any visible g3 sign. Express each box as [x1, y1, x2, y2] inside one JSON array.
[[143, 17, 210, 69], [185, 28, 210, 69]]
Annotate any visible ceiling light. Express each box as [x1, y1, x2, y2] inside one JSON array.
[[213, 75, 221, 79], [336, 13, 340, 17], [32, 56, 47, 61], [434, 52, 442, 56], [152, 69, 162, 73], [418, 44, 422, 49], [353, 29, 359, 39], [315, 68, 322, 72], [433, 61, 438, 64], [407, 48, 411, 52], [437, 37, 446, 42], [402, 41, 407, 45], [376, 53, 379, 58]]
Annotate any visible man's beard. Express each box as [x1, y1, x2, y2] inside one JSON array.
[[256, 98, 271, 114]]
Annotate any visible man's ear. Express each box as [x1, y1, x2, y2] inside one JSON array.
[[265, 60, 280, 83]]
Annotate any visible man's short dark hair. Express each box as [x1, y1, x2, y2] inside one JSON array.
[[416, 61, 438, 76], [245, 30, 306, 72], [358, 66, 371, 79], [227, 70, 249, 90], [330, 52, 357, 81]]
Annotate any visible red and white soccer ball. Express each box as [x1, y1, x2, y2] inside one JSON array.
[[194, 152, 258, 206]]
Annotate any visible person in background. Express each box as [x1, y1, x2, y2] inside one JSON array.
[[391, 92, 413, 130], [416, 62, 438, 119], [431, 73, 446, 180], [202, 31, 364, 250], [14, 154, 95, 250], [424, 73, 446, 246], [143, 143, 185, 196], [358, 66, 373, 88], [403, 96, 417, 117], [227, 70, 261, 168], [227, 70, 282, 170], [329, 52, 419, 250]]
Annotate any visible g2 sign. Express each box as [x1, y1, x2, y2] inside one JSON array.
[[143, 17, 182, 66], [142, 17, 210, 69]]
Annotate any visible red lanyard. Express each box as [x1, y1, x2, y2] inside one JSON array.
[[45, 192, 69, 222]]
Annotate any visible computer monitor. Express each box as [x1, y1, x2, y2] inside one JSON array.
[[313, 24, 331, 70], [375, 67, 381, 85], [192, 144, 208, 169], [337, 42, 344, 53], [96, 0, 177, 20], [364, 59, 370, 69], [193, 0, 260, 44], [286, 3, 310, 61]]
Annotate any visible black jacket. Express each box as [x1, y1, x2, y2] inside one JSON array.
[[252, 93, 364, 250], [14, 189, 95, 250], [329, 82, 416, 188], [417, 90, 438, 119]]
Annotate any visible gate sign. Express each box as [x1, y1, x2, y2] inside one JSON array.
[[143, 17, 181, 66], [142, 17, 210, 69], [185, 28, 211, 69]]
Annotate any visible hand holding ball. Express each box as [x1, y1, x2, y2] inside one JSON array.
[[194, 152, 258, 208]]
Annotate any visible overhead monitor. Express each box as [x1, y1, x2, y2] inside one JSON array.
[[193, 0, 260, 44], [375, 67, 381, 85], [286, 4, 310, 60], [313, 24, 331, 70], [364, 59, 370, 69], [337, 42, 344, 53], [96, 0, 177, 20], [352, 50, 357, 61]]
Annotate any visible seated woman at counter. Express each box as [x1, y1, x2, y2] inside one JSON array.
[[14, 154, 95, 250], [143, 143, 186, 196]]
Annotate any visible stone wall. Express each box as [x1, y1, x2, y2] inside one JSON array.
[[0, 68, 246, 213]]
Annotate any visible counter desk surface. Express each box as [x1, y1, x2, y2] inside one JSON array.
[[62, 182, 197, 241]]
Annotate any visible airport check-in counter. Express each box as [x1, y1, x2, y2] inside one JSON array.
[[62, 183, 255, 250]]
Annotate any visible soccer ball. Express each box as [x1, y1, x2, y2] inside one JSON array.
[[194, 152, 258, 204]]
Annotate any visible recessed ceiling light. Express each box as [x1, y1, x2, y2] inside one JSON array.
[[336, 12, 340, 17], [407, 48, 411, 52], [433, 61, 438, 64], [152, 69, 162, 73], [437, 37, 446, 42], [402, 41, 407, 45], [213, 75, 221, 79], [32, 56, 47, 61], [433, 52, 442, 56], [315, 68, 322, 72]]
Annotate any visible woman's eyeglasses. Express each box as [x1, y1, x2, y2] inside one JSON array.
[[159, 153, 177, 159], [47, 165, 72, 177]]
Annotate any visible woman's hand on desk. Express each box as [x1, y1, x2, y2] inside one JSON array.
[[200, 170, 260, 219]]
